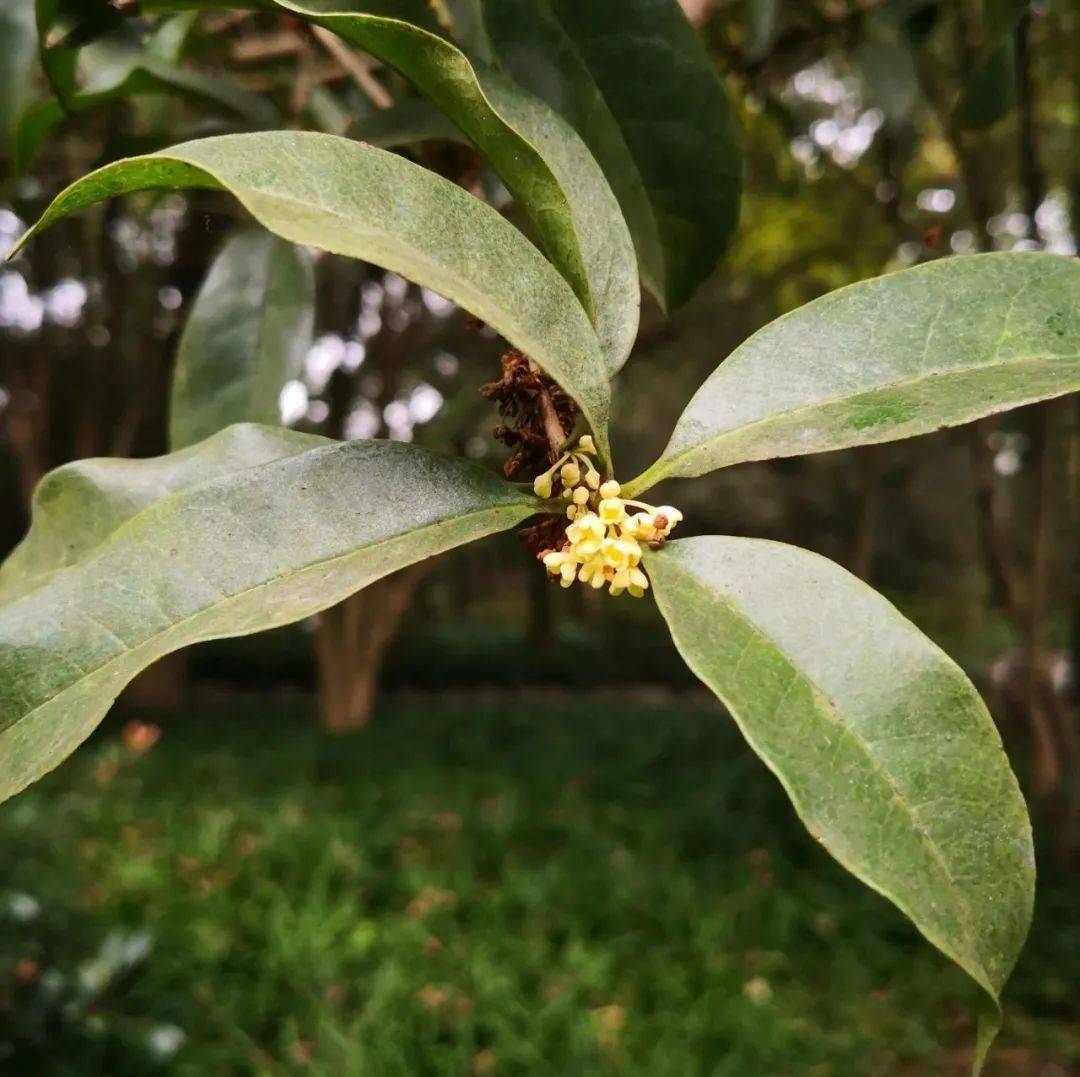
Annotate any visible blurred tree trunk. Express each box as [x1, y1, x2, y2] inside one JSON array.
[[314, 565, 427, 733], [122, 653, 189, 711]]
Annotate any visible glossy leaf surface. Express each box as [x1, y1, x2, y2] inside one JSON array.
[[10, 131, 613, 457], [0, 426, 535, 803], [629, 253, 1080, 493], [649, 536, 1034, 1023], [484, 0, 742, 309], [169, 227, 315, 449]]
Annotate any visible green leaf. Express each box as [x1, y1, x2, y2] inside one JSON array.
[[430, 0, 493, 61], [14, 23, 276, 172], [0, 425, 536, 803], [954, 0, 1027, 130], [982, 0, 1028, 40], [9, 131, 613, 458], [0, 0, 37, 150], [128, 0, 638, 370], [954, 41, 1015, 130], [857, 21, 919, 125], [484, 0, 742, 310], [649, 536, 1034, 1049], [169, 227, 315, 450], [476, 68, 639, 372], [270, 0, 638, 373], [742, 0, 780, 62], [34, 0, 123, 103], [0, 423, 311, 604], [627, 253, 1080, 494]]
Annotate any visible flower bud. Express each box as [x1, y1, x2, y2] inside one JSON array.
[[561, 461, 581, 487]]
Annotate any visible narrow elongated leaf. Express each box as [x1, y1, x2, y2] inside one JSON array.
[[741, 0, 781, 61], [271, 0, 638, 372], [954, 0, 1027, 129], [15, 23, 276, 171], [857, 26, 919, 124], [954, 41, 1015, 130], [434, 0, 493, 61], [475, 68, 639, 372], [34, 0, 123, 103], [0, 0, 37, 149], [0, 425, 536, 803], [0, 423, 312, 604], [484, 0, 742, 310], [627, 253, 1080, 494], [649, 536, 1034, 1046], [9, 131, 613, 458], [169, 227, 315, 449]]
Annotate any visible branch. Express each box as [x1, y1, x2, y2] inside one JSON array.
[[528, 359, 568, 458], [311, 26, 392, 110]]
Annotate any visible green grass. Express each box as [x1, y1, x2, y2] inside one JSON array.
[[0, 693, 1076, 1076]]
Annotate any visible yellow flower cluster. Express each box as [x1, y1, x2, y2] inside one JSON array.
[[533, 436, 682, 598]]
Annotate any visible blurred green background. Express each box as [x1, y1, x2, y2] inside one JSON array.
[[2, 696, 1078, 1076], [2, 0, 1079, 1073]]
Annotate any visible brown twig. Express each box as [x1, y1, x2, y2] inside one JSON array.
[[311, 25, 393, 110], [529, 360, 568, 457], [231, 31, 306, 64]]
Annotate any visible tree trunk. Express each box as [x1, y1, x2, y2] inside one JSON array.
[[122, 652, 189, 711], [314, 565, 427, 733]]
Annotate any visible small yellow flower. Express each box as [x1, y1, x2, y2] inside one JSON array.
[[567, 514, 604, 545], [533, 473, 553, 499], [578, 558, 605, 586], [602, 537, 641, 568], [538, 474, 680, 599], [542, 550, 566, 571], [598, 498, 627, 526], [577, 435, 597, 455]]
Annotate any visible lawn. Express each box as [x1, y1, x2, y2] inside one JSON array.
[[0, 691, 1076, 1076]]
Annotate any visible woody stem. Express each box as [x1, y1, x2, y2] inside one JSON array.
[[528, 359, 568, 461]]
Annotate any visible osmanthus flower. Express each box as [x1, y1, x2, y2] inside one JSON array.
[[535, 437, 682, 597]]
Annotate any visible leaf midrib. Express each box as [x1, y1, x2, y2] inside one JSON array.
[[653, 552, 995, 998]]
